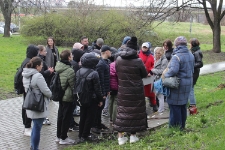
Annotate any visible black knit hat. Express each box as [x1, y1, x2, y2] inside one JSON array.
[[126, 36, 138, 50]]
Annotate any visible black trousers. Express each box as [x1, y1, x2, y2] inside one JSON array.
[[93, 100, 105, 129], [69, 101, 76, 128], [22, 92, 32, 128], [79, 104, 96, 138], [57, 101, 73, 140]]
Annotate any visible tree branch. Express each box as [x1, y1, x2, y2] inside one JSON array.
[[202, 0, 214, 29], [220, 10, 225, 21]]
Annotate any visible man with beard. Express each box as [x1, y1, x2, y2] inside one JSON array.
[[80, 36, 92, 53]]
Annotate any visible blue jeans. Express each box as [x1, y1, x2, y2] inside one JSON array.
[[31, 118, 45, 150], [168, 104, 187, 129], [189, 86, 196, 105]]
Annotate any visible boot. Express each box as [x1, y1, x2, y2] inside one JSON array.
[[152, 105, 158, 112]]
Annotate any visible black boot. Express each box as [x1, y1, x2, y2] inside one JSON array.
[[153, 105, 158, 112]]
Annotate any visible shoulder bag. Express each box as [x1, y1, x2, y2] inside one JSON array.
[[22, 75, 45, 112]]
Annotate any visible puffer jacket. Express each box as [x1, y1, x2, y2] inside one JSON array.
[[55, 61, 75, 102], [192, 49, 203, 85], [110, 61, 118, 91], [74, 53, 103, 105], [151, 55, 168, 81], [113, 47, 148, 133], [96, 58, 110, 96], [164, 45, 194, 105], [22, 68, 52, 119]]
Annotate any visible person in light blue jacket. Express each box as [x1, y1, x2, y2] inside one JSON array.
[[163, 36, 194, 130], [22, 57, 52, 150]]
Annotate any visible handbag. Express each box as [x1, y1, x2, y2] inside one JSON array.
[[161, 55, 180, 89], [22, 75, 45, 112], [162, 76, 180, 89]]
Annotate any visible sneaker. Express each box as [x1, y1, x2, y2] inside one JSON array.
[[43, 118, 51, 125], [102, 110, 109, 117], [55, 137, 60, 143], [153, 105, 158, 112], [24, 128, 32, 136], [86, 133, 98, 141], [118, 137, 128, 145], [91, 128, 101, 134], [130, 135, 139, 143], [69, 125, 79, 131], [59, 137, 75, 145]]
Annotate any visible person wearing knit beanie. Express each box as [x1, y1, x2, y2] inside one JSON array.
[[126, 36, 138, 50], [174, 36, 187, 47]]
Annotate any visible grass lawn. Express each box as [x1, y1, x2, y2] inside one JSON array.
[[65, 71, 225, 150]]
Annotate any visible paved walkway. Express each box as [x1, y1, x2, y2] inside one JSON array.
[[0, 97, 169, 150], [0, 61, 224, 150]]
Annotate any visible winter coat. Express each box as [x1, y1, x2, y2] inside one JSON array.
[[138, 50, 155, 97], [165, 48, 173, 61], [164, 45, 194, 105], [75, 53, 103, 105], [22, 68, 52, 119], [55, 61, 75, 102], [192, 49, 203, 85], [38, 54, 52, 85], [83, 46, 93, 53], [45, 46, 59, 68], [114, 47, 148, 133], [110, 61, 118, 95], [96, 58, 110, 96], [71, 48, 85, 74], [151, 55, 168, 81]]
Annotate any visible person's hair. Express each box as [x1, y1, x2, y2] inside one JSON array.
[[80, 36, 88, 42], [190, 38, 200, 47], [60, 50, 71, 61], [163, 39, 173, 50], [26, 57, 42, 68], [47, 37, 55, 47], [155, 47, 164, 55], [38, 45, 45, 52]]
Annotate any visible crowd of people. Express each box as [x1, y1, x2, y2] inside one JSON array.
[[20, 35, 203, 149]]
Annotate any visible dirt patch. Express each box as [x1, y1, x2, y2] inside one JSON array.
[[202, 50, 225, 64], [206, 100, 224, 108], [0, 88, 19, 100]]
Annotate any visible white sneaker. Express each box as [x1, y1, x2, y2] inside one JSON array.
[[24, 128, 32, 136], [130, 135, 139, 143], [118, 137, 128, 145], [59, 137, 75, 145], [55, 138, 60, 143], [43, 118, 51, 125]]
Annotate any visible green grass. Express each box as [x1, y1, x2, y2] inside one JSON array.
[[153, 22, 225, 51], [65, 71, 225, 150]]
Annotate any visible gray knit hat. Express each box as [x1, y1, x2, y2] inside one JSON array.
[[174, 36, 187, 46]]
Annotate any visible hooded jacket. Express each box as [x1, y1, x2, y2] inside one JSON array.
[[20, 45, 39, 69], [55, 61, 75, 102], [113, 47, 148, 133], [74, 53, 103, 104], [22, 68, 52, 119], [71, 48, 85, 73]]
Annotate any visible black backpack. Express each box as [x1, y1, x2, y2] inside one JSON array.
[[74, 69, 93, 107], [49, 72, 66, 102], [14, 63, 27, 95]]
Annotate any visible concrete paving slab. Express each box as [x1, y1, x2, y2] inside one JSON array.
[[200, 61, 225, 75]]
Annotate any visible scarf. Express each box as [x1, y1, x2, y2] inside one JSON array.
[[60, 60, 71, 66], [191, 46, 200, 52], [142, 50, 151, 56]]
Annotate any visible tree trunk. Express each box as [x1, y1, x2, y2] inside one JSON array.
[[212, 22, 221, 53], [3, 13, 11, 37]]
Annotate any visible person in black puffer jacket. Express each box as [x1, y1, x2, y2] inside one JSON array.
[[91, 45, 111, 134], [20, 45, 39, 136], [163, 39, 174, 62], [189, 38, 203, 109], [75, 53, 103, 142]]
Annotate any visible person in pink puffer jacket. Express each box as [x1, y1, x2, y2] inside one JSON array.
[[109, 54, 119, 124]]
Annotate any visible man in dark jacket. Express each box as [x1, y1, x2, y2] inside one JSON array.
[[20, 45, 39, 136], [91, 45, 111, 134], [74, 53, 103, 142], [91, 38, 104, 50], [80, 36, 92, 53]]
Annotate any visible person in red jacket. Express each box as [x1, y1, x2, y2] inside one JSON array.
[[139, 42, 158, 112]]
